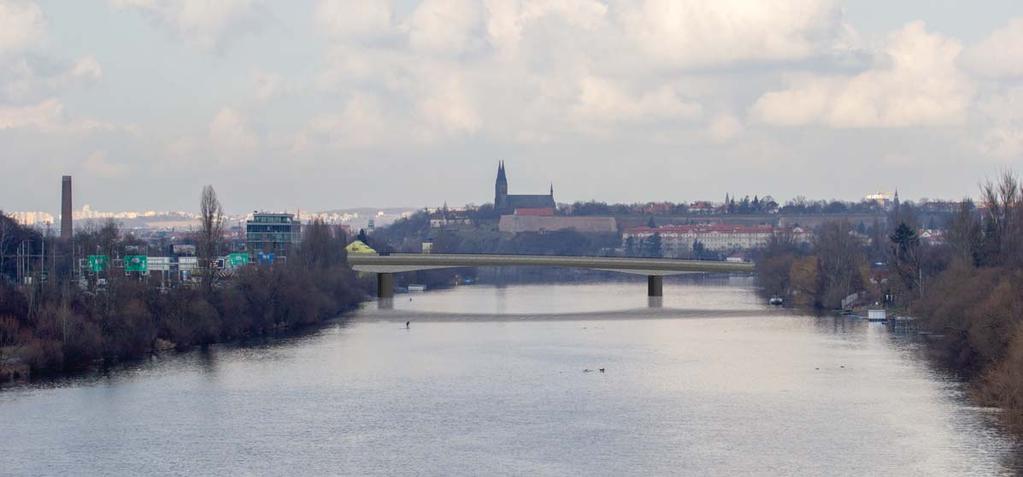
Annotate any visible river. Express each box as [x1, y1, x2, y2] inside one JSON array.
[[1, 278, 1019, 475]]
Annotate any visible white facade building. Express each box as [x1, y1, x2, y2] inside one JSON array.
[[623, 224, 810, 257]]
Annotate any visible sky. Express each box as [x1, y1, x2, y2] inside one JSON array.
[[2, 0, 1023, 213]]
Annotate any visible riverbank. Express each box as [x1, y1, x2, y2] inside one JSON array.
[[752, 204, 1023, 435], [4, 281, 1017, 475], [0, 266, 369, 386], [0, 220, 369, 385]]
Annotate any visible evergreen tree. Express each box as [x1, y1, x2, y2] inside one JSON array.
[[889, 222, 921, 300]]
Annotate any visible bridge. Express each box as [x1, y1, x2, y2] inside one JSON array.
[[348, 253, 754, 298]]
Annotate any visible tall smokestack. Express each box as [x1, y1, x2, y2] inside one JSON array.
[[61, 175, 72, 240]]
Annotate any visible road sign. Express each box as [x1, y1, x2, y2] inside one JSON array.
[[148, 257, 170, 272], [226, 253, 249, 268], [87, 255, 109, 273], [124, 255, 148, 273]]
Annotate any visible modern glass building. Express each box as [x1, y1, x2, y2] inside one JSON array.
[[245, 212, 302, 260]]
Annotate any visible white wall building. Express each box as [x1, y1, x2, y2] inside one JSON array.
[[623, 224, 810, 257]]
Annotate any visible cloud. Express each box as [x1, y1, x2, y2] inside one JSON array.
[[415, 73, 481, 136], [977, 86, 1023, 159], [615, 0, 849, 69], [707, 113, 743, 143], [68, 56, 102, 81], [109, 0, 261, 50], [483, 0, 608, 58], [0, 98, 120, 132], [251, 70, 302, 101], [293, 94, 388, 151], [0, 0, 45, 54], [308, 0, 864, 148], [82, 150, 126, 177], [407, 0, 483, 55], [209, 107, 258, 153], [316, 0, 393, 40], [573, 76, 702, 122], [749, 22, 972, 128], [0, 55, 104, 102], [962, 18, 1023, 79]]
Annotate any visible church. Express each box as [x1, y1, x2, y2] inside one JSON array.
[[494, 161, 556, 215]]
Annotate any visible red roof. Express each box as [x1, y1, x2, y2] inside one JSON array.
[[514, 207, 555, 216]]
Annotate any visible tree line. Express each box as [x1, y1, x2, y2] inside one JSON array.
[[755, 171, 1023, 432], [0, 186, 367, 381]]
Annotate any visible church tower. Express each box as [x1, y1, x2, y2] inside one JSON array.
[[495, 161, 508, 211]]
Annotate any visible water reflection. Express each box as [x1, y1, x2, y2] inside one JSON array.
[[0, 281, 1018, 476]]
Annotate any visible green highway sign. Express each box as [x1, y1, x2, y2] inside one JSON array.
[[124, 255, 148, 273], [87, 255, 109, 273], [226, 253, 249, 268]]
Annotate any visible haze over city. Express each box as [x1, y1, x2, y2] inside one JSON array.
[[8, 2, 1023, 475], [3, 0, 1023, 213]]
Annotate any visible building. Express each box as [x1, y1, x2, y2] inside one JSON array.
[[623, 224, 810, 257], [10, 211, 55, 226], [499, 215, 617, 234], [245, 212, 302, 259], [688, 201, 717, 215], [429, 206, 473, 228], [494, 161, 556, 215], [513, 207, 554, 216]]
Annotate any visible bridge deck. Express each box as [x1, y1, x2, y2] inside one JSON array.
[[348, 253, 754, 275]]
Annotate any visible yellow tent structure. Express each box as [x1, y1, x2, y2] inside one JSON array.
[[345, 240, 377, 255]]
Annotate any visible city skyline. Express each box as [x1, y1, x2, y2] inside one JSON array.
[[3, 1, 1023, 212]]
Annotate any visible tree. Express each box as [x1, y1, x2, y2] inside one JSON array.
[[692, 240, 706, 260], [889, 222, 921, 300], [297, 219, 347, 269], [642, 233, 662, 258], [814, 221, 868, 309], [0, 314, 24, 364], [979, 171, 1023, 266], [789, 256, 819, 308], [624, 236, 637, 256], [197, 185, 224, 294], [946, 199, 981, 266], [0, 212, 14, 279]]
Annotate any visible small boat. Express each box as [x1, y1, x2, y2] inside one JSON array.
[[407, 284, 427, 292], [769, 296, 784, 306]]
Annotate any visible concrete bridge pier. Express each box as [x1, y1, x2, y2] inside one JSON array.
[[647, 275, 663, 297], [377, 272, 394, 299]]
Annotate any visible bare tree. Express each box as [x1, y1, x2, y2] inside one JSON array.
[[946, 199, 981, 265], [197, 185, 224, 293], [0, 212, 13, 277], [0, 315, 23, 364], [814, 221, 867, 309], [980, 171, 1023, 266]]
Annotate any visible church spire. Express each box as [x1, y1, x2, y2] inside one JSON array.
[[495, 161, 508, 212], [496, 161, 507, 183]]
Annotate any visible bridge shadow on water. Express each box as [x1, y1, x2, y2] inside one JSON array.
[[360, 302, 789, 322]]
